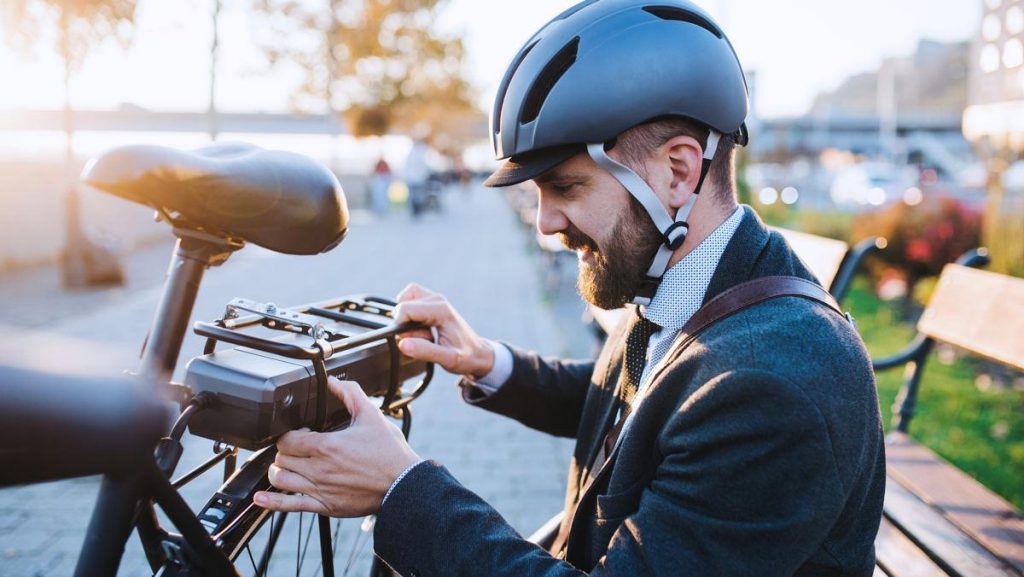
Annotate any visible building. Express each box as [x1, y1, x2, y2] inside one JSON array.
[[963, 0, 1024, 276], [963, 0, 1024, 150], [752, 40, 971, 179]]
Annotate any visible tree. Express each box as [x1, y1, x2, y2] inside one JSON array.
[[255, 0, 483, 151], [1, 0, 137, 166], [0, 0, 136, 287]]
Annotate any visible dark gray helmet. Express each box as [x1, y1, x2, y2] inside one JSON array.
[[485, 0, 750, 306], [486, 0, 749, 187]]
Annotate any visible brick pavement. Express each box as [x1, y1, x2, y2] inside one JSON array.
[[0, 183, 598, 576]]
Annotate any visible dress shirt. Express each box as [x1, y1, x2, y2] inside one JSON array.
[[476, 205, 744, 393]]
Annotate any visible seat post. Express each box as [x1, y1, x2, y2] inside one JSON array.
[[75, 229, 242, 576], [139, 229, 243, 384]]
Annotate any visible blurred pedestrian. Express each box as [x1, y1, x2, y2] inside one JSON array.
[[370, 158, 391, 215], [403, 139, 431, 217]]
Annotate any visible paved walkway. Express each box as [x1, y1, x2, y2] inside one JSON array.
[[0, 183, 598, 576]]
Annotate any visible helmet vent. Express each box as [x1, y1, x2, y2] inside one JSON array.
[[520, 36, 580, 125], [494, 39, 539, 134], [642, 6, 722, 38]]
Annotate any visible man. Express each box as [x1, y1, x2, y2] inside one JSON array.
[[254, 1, 886, 575]]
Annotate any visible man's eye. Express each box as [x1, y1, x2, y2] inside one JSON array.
[[553, 183, 575, 195]]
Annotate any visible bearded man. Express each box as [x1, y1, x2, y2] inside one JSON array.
[[255, 1, 886, 575]]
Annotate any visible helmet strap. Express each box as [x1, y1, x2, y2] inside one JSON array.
[[586, 130, 720, 306]]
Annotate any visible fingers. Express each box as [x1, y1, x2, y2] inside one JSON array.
[[274, 453, 315, 478], [277, 428, 320, 458], [328, 377, 374, 421], [267, 463, 317, 495], [253, 490, 327, 514], [393, 300, 452, 326], [396, 327, 434, 342], [396, 283, 434, 302], [397, 338, 461, 371]]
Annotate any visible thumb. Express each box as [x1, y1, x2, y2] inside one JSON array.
[[328, 377, 373, 420]]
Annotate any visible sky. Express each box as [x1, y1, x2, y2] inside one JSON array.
[[0, 0, 984, 119]]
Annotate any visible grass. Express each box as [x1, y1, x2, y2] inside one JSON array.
[[845, 278, 1024, 510]]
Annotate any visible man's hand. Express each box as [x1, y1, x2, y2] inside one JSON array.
[[253, 377, 420, 517], [394, 283, 495, 379]]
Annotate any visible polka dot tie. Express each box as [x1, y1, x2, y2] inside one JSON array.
[[605, 309, 661, 455], [622, 308, 661, 407]]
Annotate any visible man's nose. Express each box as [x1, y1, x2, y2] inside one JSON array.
[[535, 190, 568, 236]]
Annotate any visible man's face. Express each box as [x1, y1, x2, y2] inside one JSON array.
[[533, 154, 662, 309]]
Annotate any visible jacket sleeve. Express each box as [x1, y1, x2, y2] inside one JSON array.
[[375, 461, 586, 577], [374, 369, 849, 577], [459, 344, 595, 438]]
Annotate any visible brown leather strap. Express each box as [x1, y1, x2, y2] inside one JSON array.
[[549, 276, 845, 557], [677, 276, 843, 349]]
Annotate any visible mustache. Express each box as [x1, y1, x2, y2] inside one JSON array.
[[558, 227, 598, 253]]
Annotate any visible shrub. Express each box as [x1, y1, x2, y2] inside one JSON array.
[[852, 196, 982, 290]]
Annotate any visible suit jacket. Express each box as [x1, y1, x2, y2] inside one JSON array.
[[375, 207, 886, 576]]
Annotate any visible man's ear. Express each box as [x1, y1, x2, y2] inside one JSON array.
[[663, 135, 704, 209]]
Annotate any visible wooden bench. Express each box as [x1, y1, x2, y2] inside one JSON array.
[[873, 261, 1024, 577], [588, 228, 885, 335]]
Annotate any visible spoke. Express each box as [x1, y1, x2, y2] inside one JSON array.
[[257, 511, 288, 577], [342, 516, 375, 577], [297, 512, 303, 577], [333, 518, 343, 556], [244, 544, 258, 576], [297, 510, 316, 575]]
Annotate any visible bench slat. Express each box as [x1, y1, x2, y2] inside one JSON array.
[[884, 474, 1020, 577], [772, 227, 849, 290], [876, 516, 951, 577], [917, 264, 1024, 371], [886, 432, 1024, 574]]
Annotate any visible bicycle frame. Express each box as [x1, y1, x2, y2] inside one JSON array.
[[76, 228, 244, 576], [71, 219, 430, 576]]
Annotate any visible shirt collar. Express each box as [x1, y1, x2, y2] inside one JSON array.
[[642, 206, 744, 329]]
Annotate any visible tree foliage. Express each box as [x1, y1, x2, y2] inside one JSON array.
[[255, 0, 483, 149], [0, 0, 136, 73]]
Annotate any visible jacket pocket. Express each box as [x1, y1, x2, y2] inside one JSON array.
[[595, 477, 646, 521]]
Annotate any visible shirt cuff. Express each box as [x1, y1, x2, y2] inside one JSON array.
[[468, 340, 513, 394], [381, 459, 427, 507]]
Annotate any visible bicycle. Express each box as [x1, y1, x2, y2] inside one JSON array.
[[0, 142, 435, 576]]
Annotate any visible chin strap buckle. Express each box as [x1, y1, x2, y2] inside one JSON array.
[[663, 221, 690, 250]]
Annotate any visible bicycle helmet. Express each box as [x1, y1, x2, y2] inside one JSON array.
[[484, 0, 749, 305]]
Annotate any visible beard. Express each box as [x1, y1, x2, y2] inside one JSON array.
[[558, 201, 663, 309]]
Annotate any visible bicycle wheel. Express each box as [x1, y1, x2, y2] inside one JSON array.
[[156, 441, 398, 577]]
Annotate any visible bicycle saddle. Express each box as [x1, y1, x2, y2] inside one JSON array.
[[81, 142, 348, 255]]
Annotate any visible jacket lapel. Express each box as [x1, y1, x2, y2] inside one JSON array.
[[579, 308, 639, 486]]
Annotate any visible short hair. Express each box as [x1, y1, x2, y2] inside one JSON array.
[[613, 117, 737, 205]]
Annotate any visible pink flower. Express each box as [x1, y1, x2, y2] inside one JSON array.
[[907, 239, 932, 262]]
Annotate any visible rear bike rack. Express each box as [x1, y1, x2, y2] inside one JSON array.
[[145, 294, 433, 573]]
